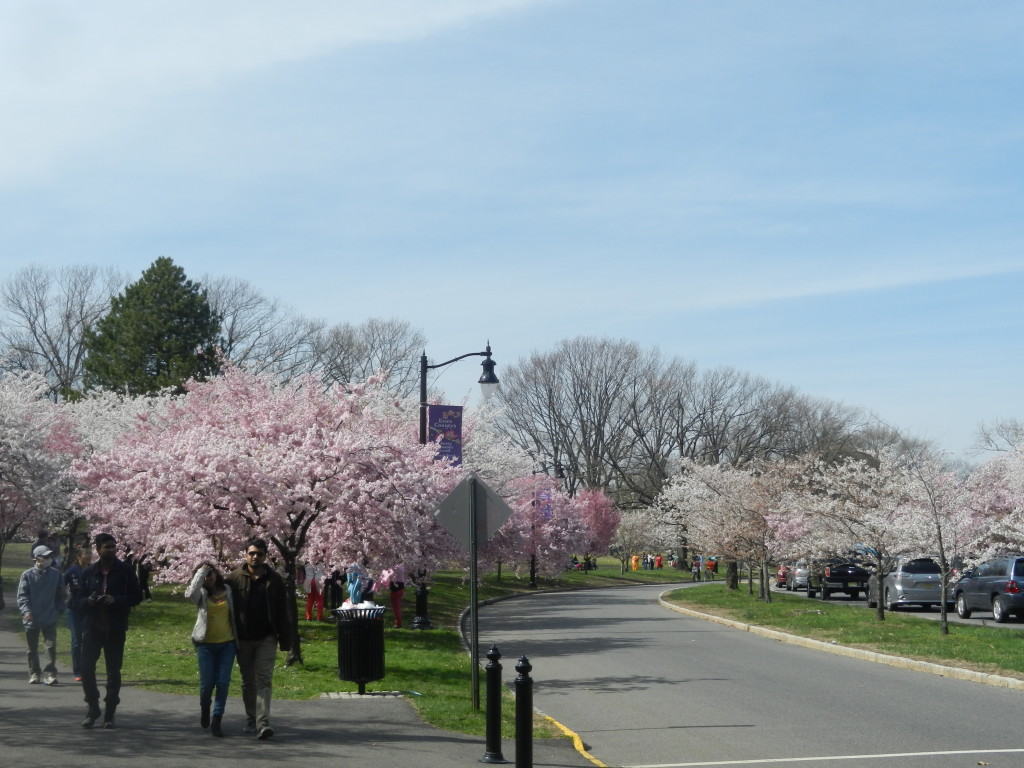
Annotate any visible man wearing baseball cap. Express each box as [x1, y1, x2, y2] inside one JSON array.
[[16, 544, 67, 685]]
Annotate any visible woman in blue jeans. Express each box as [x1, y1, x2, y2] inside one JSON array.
[[185, 563, 238, 737]]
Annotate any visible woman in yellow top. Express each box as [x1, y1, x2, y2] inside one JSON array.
[[185, 563, 238, 737]]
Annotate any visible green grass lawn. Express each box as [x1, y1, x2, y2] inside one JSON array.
[[1, 546, 687, 736], [665, 583, 1024, 680]]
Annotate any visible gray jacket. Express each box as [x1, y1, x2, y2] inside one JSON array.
[[185, 567, 238, 644], [17, 566, 66, 628]]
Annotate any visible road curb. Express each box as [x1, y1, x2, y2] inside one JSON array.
[[658, 594, 1024, 692]]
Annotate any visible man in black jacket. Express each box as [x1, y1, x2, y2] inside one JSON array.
[[76, 533, 143, 728], [226, 537, 292, 740]]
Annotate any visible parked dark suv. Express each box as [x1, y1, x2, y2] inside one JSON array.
[[951, 555, 1024, 623], [807, 558, 870, 600]]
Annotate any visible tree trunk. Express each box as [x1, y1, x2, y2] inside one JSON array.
[[761, 562, 772, 603], [726, 561, 739, 590], [282, 555, 303, 666], [874, 571, 885, 622]]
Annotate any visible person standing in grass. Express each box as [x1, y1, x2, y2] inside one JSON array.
[[17, 544, 66, 685], [185, 562, 237, 737]]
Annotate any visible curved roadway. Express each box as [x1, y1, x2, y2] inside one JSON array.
[[478, 582, 1024, 768]]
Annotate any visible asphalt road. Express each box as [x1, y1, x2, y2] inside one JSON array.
[[478, 582, 1024, 768]]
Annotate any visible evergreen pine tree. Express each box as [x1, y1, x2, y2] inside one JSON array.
[[82, 257, 222, 394]]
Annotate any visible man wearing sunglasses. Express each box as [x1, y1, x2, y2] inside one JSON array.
[[225, 537, 292, 740]]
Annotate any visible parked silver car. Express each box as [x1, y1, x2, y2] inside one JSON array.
[[867, 557, 946, 610], [785, 562, 809, 591]]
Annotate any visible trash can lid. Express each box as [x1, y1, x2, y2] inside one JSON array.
[[332, 606, 386, 620]]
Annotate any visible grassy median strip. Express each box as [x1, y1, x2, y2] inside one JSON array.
[[665, 584, 1024, 680]]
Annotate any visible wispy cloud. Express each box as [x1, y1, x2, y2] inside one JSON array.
[[0, 1, 542, 183]]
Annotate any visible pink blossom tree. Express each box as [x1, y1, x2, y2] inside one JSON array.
[[73, 366, 460, 662], [572, 487, 620, 566], [480, 475, 589, 582]]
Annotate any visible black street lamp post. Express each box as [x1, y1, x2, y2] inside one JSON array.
[[419, 343, 499, 444], [411, 343, 499, 630]]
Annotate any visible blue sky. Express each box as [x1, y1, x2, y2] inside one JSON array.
[[2, 1, 1022, 460]]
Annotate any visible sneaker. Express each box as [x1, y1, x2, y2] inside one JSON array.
[[103, 718, 115, 729], [82, 706, 102, 728], [243, 723, 257, 734], [44, 674, 57, 685], [28, 673, 40, 684], [257, 725, 274, 740], [74, 676, 83, 682]]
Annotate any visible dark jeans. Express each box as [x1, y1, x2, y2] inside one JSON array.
[[67, 609, 85, 676], [81, 627, 126, 710]]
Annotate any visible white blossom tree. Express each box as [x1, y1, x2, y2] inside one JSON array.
[[0, 371, 82, 570]]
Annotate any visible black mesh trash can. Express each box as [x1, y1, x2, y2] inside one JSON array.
[[334, 606, 386, 694]]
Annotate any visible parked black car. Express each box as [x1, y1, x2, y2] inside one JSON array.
[[807, 558, 870, 600], [951, 555, 1024, 623]]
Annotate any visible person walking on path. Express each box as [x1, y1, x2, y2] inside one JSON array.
[[63, 545, 92, 681], [17, 544, 67, 685], [185, 562, 238, 737], [225, 537, 291, 741], [76, 532, 143, 729]]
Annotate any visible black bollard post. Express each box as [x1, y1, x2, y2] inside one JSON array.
[[515, 655, 533, 768], [481, 645, 508, 764], [412, 574, 432, 630]]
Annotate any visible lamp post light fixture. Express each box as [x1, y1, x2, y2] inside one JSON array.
[[412, 343, 499, 630], [419, 343, 499, 446]]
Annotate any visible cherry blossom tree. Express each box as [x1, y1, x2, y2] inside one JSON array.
[[0, 371, 82, 570], [460, 400, 536, 495], [900, 449, 974, 633], [805, 449, 929, 620], [609, 509, 663, 574], [72, 366, 460, 662], [658, 459, 809, 600], [573, 487, 621, 565], [965, 446, 1024, 557], [479, 475, 589, 582]]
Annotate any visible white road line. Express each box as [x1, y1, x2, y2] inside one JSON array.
[[625, 748, 1024, 767]]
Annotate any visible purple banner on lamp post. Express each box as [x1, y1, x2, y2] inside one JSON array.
[[427, 405, 463, 466], [535, 488, 553, 520]]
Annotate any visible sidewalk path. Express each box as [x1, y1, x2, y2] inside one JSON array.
[[0, 588, 594, 768]]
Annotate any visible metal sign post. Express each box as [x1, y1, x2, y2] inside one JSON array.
[[434, 473, 514, 709]]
